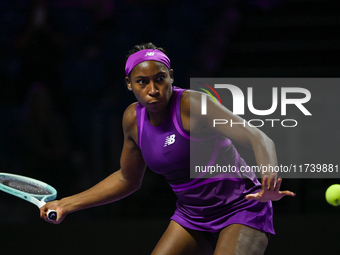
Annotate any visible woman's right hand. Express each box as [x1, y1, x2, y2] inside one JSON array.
[[40, 200, 68, 224]]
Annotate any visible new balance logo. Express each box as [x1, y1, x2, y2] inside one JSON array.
[[164, 134, 176, 147], [145, 52, 155, 57]]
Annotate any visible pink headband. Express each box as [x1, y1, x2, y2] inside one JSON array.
[[125, 49, 171, 76]]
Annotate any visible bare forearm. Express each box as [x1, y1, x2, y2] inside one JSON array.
[[58, 170, 141, 214], [252, 132, 278, 177]]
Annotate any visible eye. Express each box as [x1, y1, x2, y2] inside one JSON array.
[[137, 79, 147, 85], [156, 75, 165, 82]]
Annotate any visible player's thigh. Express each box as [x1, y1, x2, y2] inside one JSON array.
[[213, 224, 268, 255], [151, 220, 214, 255]]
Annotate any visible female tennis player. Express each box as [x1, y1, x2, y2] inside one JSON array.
[[41, 42, 295, 255]]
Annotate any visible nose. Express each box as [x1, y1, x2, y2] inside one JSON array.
[[148, 82, 159, 96]]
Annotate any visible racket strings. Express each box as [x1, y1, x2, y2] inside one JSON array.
[[0, 177, 52, 195]]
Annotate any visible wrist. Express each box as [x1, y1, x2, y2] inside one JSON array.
[[59, 196, 81, 214]]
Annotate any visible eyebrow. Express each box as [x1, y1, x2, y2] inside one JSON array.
[[133, 71, 167, 80]]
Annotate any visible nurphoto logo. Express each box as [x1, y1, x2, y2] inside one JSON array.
[[194, 79, 312, 128]]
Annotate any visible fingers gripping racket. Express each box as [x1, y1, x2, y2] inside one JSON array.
[[0, 173, 57, 221]]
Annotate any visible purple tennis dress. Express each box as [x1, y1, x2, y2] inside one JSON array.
[[136, 86, 275, 235]]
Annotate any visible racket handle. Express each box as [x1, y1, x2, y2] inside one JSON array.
[[47, 209, 57, 221]]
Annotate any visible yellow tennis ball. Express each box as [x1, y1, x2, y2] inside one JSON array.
[[325, 184, 340, 206]]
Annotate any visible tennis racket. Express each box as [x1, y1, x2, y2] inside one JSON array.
[[0, 172, 57, 221]]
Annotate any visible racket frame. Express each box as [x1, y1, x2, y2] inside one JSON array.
[[0, 172, 57, 220]]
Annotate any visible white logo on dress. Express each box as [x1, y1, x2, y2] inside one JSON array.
[[164, 134, 176, 147]]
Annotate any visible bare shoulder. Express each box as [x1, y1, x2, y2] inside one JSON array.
[[122, 102, 138, 142], [180, 89, 205, 117], [180, 89, 207, 133], [123, 102, 137, 124]]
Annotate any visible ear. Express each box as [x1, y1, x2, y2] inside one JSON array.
[[169, 69, 174, 84], [125, 77, 132, 91]]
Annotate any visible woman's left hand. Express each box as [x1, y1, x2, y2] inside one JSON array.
[[245, 174, 296, 202]]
